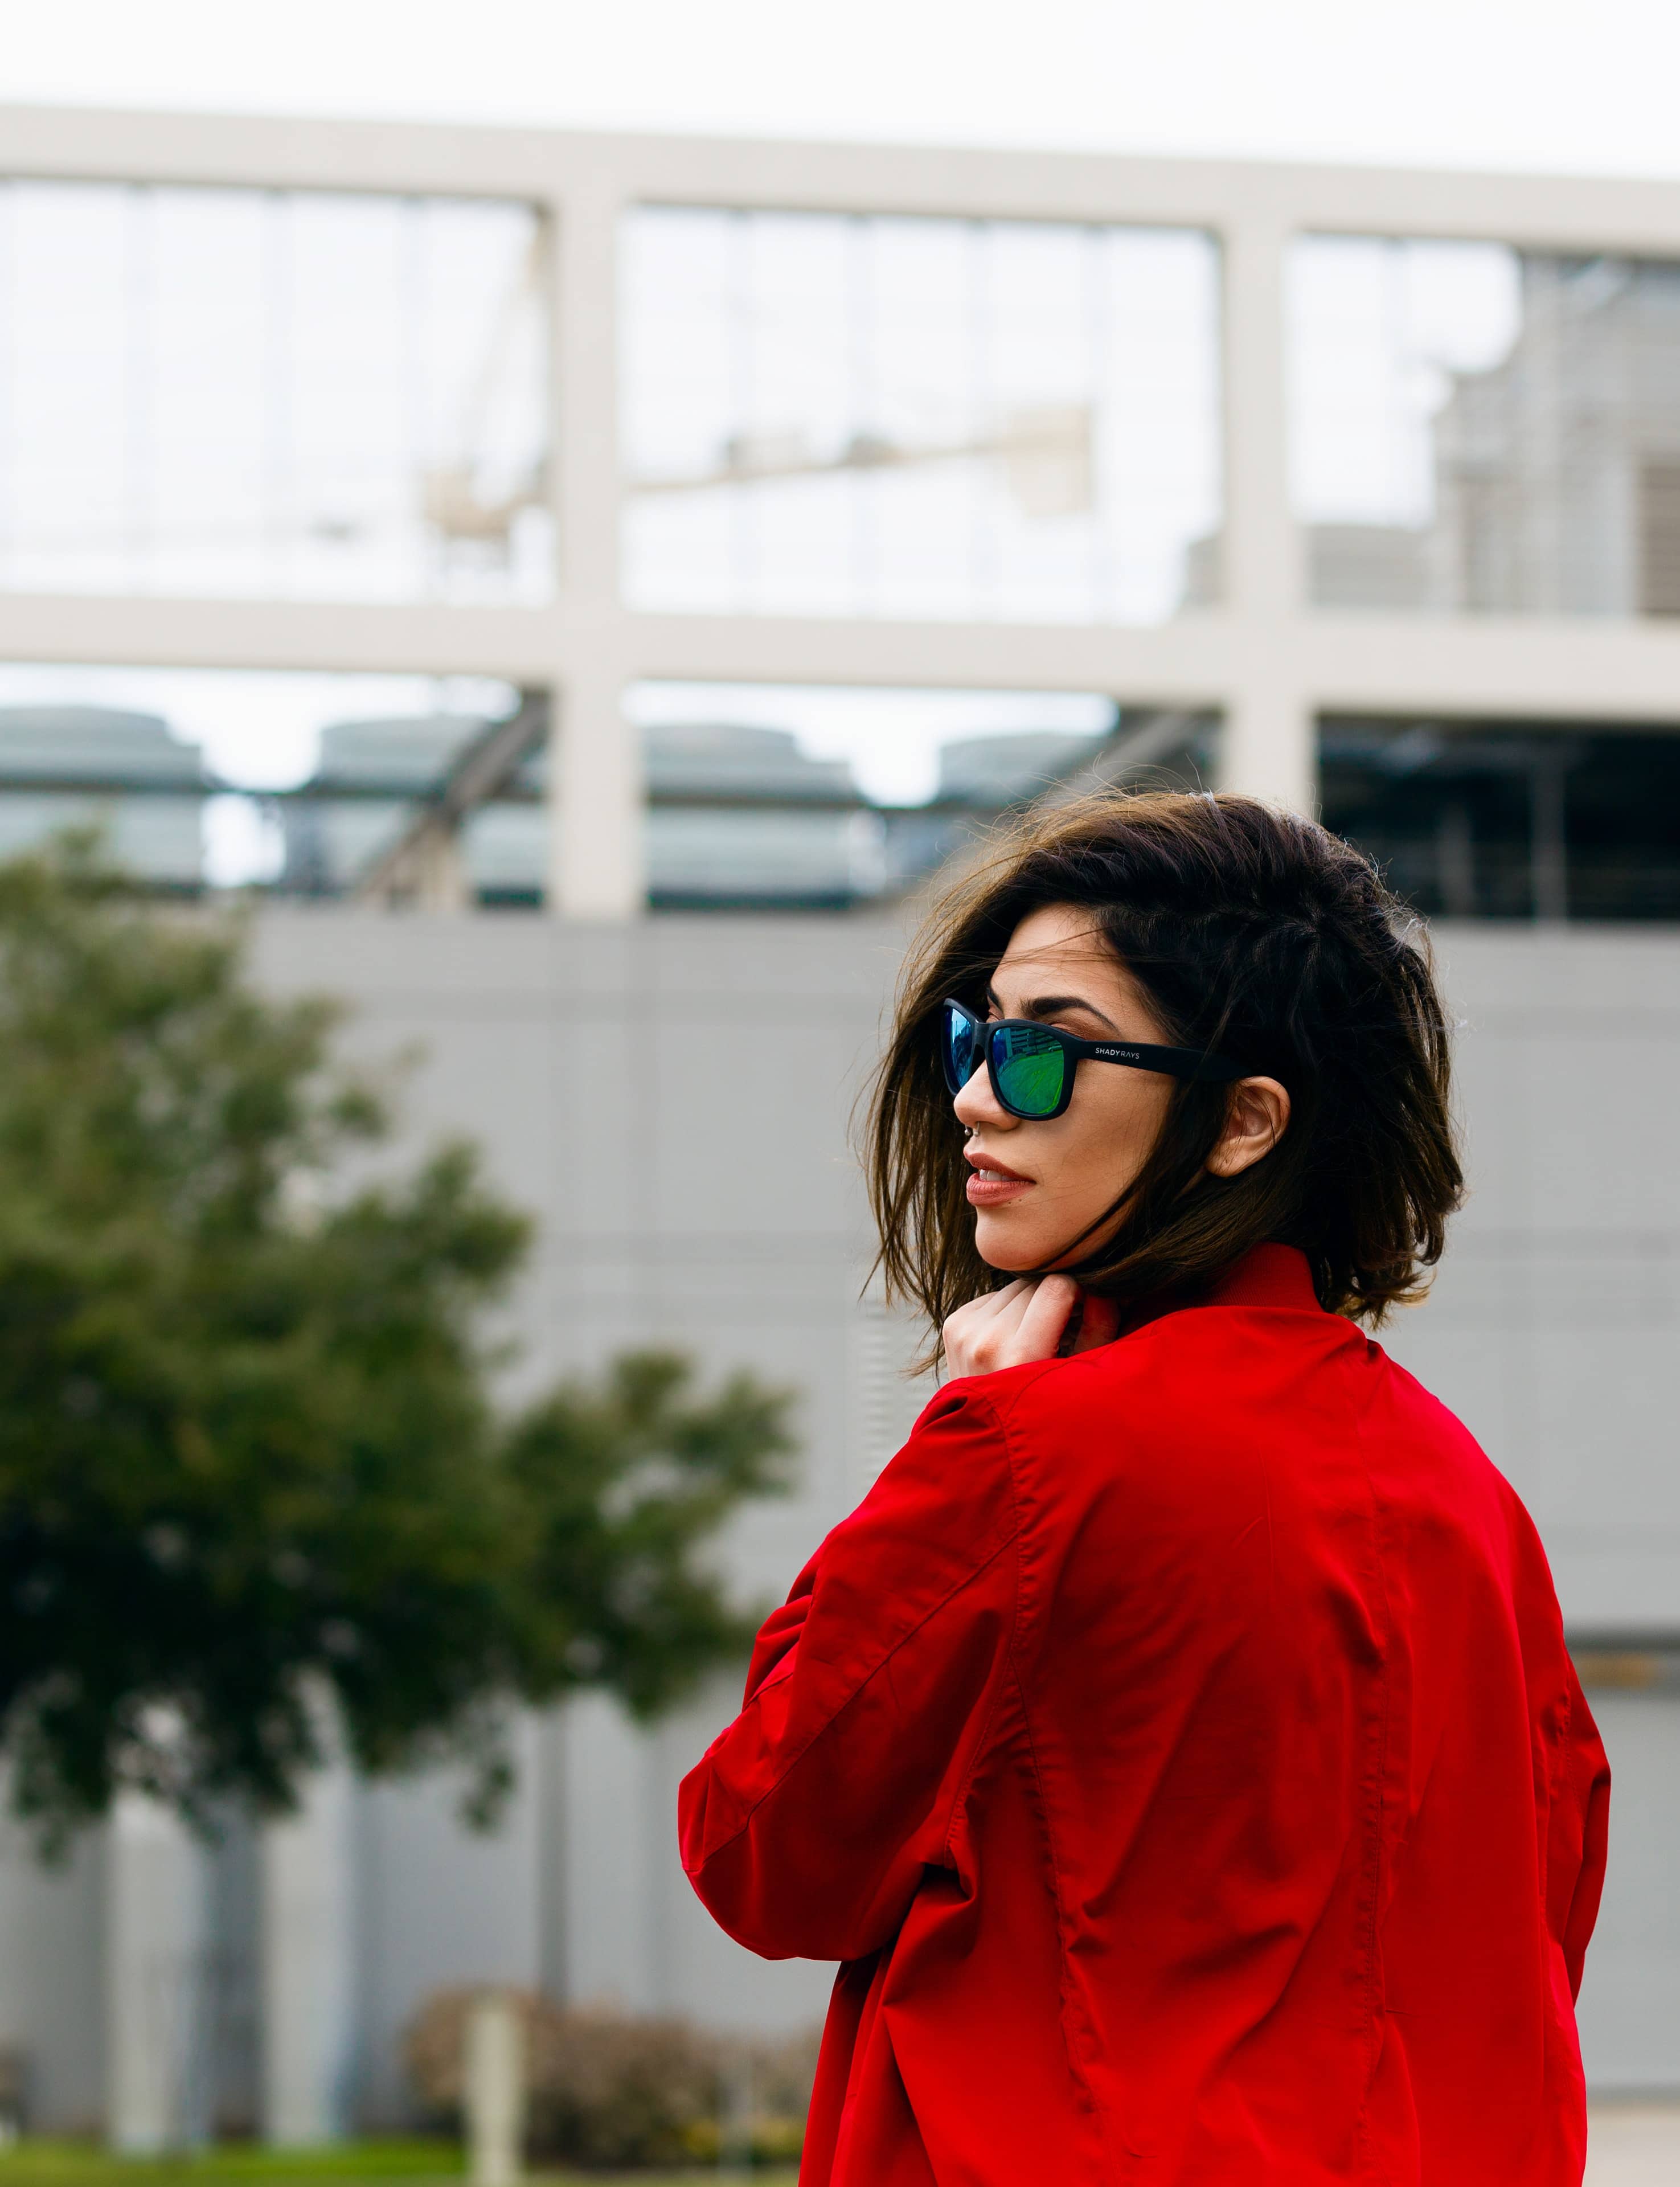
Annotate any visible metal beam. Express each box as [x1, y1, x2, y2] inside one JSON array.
[[0, 592, 569, 682], [7, 591, 1680, 727], [354, 690, 549, 907], [8, 104, 1680, 256]]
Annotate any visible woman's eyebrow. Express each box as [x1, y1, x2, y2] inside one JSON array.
[[987, 984, 1121, 1033]]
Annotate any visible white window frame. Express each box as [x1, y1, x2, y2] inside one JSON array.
[[4, 104, 1680, 915]]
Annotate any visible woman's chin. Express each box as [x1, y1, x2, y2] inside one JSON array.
[[973, 1212, 1048, 1272]]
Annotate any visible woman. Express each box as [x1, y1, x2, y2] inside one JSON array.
[[679, 792, 1609, 2185]]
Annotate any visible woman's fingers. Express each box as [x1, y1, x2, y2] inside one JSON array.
[[944, 1275, 1093, 1377], [1012, 1275, 1081, 1362], [941, 1287, 1009, 1378], [977, 1278, 1032, 1322]]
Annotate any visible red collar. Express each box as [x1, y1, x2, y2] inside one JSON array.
[[1113, 1243, 1323, 1341], [1203, 1243, 1324, 1314]]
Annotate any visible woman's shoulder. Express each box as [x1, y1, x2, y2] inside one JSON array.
[[973, 1287, 1363, 1431], [916, 1322, 1216, 1519], [931, 1294, 1376, 1533], [959, 1294, 1522, 1560]]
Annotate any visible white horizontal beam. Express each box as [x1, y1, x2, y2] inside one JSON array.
[[0, 588, 1238, 702], [0, 592, 569, 682], [6, 104, 1680, 255], [622, 610, 1237, 702], [608, 136, 1680, 256], [0, 103, 569, 200], [6, 589, 1680, 729], [1301, 614, 1680, 724]]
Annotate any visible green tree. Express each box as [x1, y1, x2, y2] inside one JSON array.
[[0, 838, 790, 1845]]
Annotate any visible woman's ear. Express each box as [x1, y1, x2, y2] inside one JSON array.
[[1205, 1076, 1290, 1178]]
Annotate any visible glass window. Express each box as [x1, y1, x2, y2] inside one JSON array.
[[0, 667, 1219, 908], [1291, 235, 1680, 617], [628, 682, 1216, 907], [1321, 715, 1680, 920], [624, 209, 1222, 625], [0, 183, 549, 602], [0, 663, 520, 890]]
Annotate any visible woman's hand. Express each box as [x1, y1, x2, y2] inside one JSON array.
[[941, 1276, 1120, 1380]]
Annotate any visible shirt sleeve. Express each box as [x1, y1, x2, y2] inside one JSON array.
[[677, 1381, 1020, 1963], [1550, 1659, 1612, 2004]]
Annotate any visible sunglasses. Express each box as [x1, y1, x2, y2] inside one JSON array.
[[939, 997, 1242, 1121]]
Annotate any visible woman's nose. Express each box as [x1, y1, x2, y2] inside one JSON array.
[[952, 1059, 1013, 1132]]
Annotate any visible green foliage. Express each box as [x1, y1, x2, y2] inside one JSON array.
[[505, 1353, 795, 1721], [0, 838, 792, 1844]]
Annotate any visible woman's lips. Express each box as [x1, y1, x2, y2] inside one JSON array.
[[965, 1154, 1034, 1207]]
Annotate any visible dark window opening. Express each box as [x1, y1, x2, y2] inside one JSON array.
[[1320, 717, 1680, 923]]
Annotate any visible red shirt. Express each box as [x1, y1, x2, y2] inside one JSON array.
[[679, 1246, 1610, 2185]]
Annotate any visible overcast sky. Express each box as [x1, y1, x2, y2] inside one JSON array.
[[1, 0, 1671, 181]]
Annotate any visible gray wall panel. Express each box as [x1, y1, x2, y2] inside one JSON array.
[[242, 910, 916, 2110], [1383, 924, 1680, 1633], [0, 1816, 106, 2131], [1576, 1693, 1680, 2091], [352, 1722, 544, 2126]]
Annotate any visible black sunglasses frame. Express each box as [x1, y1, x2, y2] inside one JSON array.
[[940, 997, 1243, 1121]]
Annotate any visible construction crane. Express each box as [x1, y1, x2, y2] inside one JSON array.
[[419, 222, 1097, 552]]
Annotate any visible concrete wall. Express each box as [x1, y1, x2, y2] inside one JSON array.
[[1384, 924, 1680, 1631], [1375, 923, 1680, 2091], [0, 1813, 105, 2132], [0, 906, 1674, 2124], [242, 906, 923, 2112]]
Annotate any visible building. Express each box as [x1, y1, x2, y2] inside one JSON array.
[[0, 103, 1677, 2139], [1429, 253, 1680, 620]]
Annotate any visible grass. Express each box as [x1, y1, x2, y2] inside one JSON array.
[[0, 2148, 797, 2187], [0, 2149, 458, 2182]]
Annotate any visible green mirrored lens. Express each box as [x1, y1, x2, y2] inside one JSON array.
[[991, 1025, 1066, 1116]]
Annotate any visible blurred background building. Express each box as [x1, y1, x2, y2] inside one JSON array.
[[0, 103, 1676, 2137]]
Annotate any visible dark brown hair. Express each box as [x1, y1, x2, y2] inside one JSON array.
[[866, 790, 1462, 1340]]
